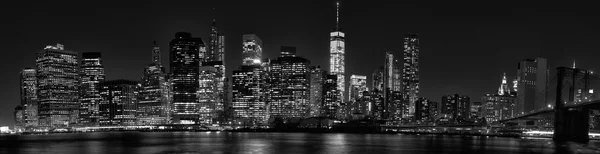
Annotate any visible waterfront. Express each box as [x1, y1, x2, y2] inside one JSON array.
[[1, 132, 600, 154]]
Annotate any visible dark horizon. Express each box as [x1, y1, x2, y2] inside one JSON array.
[[2, 0, 600, 126]]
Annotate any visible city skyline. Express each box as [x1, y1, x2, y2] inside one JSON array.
[[2, 1, 600, 126]]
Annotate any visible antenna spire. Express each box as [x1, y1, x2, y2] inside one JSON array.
[[336, 0, 340, 30]]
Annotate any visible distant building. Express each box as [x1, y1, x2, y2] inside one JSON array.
[[79, 52, 105, 126], [323, 74, 339, 118], [232, 65, 267, 126], [516, 58, 548, 115], [138, 42, 169, 125], [402, 34, 420, 121], [36, 44, 79, 128], [470, 101, 482, 119], [242, 34, 263, 66], [441, 94, 470, 123], [415, 97, 437, 123], [266, 46, 311, 120], [348, 75, 367, 102], [20, 68, 38, 128], [232, 34, 267, 126], [481, 73, 518, 123], [99, 80, 139, 126], [170, 32, 205, 124], [309, 66, 325, 118], [14, 105, 24, 131]]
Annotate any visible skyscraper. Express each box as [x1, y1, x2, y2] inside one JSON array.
[[309, 66, 325, 118], [516, 58, 548, 115], [170, 32, 205, 124], [266, 46, 311, 120], [441, 94, 470, 123], [79, 52, 105, 126], [330, 0, 346, 104], [20, 68, 38, 128], [138, 42, 169, 125], [323, 74, 339, 118], [242, 34, 263, 66], [402, 34, 420, 120], [232, 34, 268, 126], [232, 65, 267, 126], [36, 44, 79, 128], [205, 17, 227, 124], [99, 80, 139, 126], [349, 75, 367, 102], [415, 97, 438, 123]]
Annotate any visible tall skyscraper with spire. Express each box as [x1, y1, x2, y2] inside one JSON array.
[[200, 13, 227, 124], [138, 42, 169, 125], [330, 0, 346, 104]]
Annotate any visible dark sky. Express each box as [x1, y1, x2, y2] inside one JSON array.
[[1, 0, 599, 126]]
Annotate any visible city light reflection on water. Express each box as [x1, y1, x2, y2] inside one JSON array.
[[1, 132, 600, 154]]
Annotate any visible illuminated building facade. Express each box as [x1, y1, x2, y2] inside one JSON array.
[[169, 32, 205, 124], [330, 1, 346, 104], [309, 66, 326, 117], [138, 42, 169, 125], [322, 74, 339, 118], [402, 34, 420, 120], [266, 46, 311, 120], [232, 34, 267, 126], [14, 105, 24, 131], [441, 94, 470, 123], [198, 66, 219, 124], [79, 52, 105, 126], [208, 19, 225, 62], [348, 75, 367, 102], [36, 44, 79, 128], [232, 65, 267, 126], [516, 58, 547, 115], [205, 18, 226, 124], [242, 34, 263, 66], [20, 68, 38, 128], [99, 80, 139, 126], [415, 97, 438, 123], [481, 93, 516, 123]]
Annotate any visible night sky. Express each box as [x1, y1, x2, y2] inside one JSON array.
[[1, 1, 599, 126]]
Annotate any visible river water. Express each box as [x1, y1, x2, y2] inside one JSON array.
[[1, 132, 599, 154]]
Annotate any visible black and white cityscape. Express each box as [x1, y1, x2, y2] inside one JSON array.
[[2, 0, 600, 153]]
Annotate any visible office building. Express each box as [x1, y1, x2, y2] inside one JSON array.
[[415, 97, 438, 123], [516, 58, 548, 115], [309, 66, 325, 118], [79, 52, 105, 126], [138, 42, 169, 125], [232, 65, 267, 126], [441, 94, 470, 123], [266, 46, 311, 120], [323, 74, 339, 118], [242, 34, 263, 66], [20, 68, 38, 128], [99, 80, 139, 126], [402, 34, 420, 121], [481, 93, 516, 123], [169, 32, 205, 124], [36, 44, 79, 128], [348, 75, 367, 102]]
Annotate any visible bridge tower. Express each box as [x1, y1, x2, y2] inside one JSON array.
[[554, 67, 592, 143]]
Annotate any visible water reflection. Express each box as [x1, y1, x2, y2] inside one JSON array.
[[1, 132, 599, 154]]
